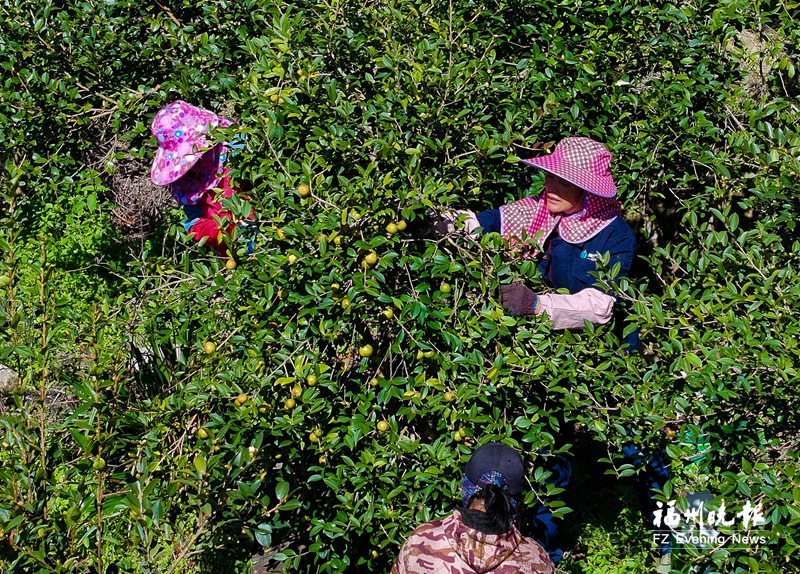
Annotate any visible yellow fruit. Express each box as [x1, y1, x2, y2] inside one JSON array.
[[309, 432, 319, 443], [457, 428, 467, 438], [297, 184, 311, 196], [416, 350, 425, 360], [372, 550, 379, 558], [197, 428, 210, 439], [291, 385, 303, 398], [203, 341, 216, 354], [313, 428, 323, 437], [92, 457, 106, 471], [235, 393, 248, 405], [386, 222, 398, 235], [377, 421, 389, 432], [284, 398, 296, 409], [306, 374, 318, 386], [333, 236, 344, 246], [278, 288, 289, 299], [369, 377, 379, 387], [440, 282, 452, 293], [444, 391, 456, 402], [270, 94, 279, 102], [382, 308, 394, 320], [331, 283, 340, 291], [423, 350, 435, 359], [287, 253, 299, 264], [341, 298, 350, 309], [225, 259, 237, 270], [359, 344, 374, 357], [364, 251, 378, 265], [454, 433, 463, 442], [396, 220, 407, 231], [259, 405, 269, 414]]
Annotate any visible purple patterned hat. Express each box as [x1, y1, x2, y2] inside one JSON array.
[[520, 137, 617, 198], [150, 100, 232, 186]]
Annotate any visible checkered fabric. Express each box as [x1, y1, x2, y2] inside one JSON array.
[[520, 137, 617, 198], [500, 193, 621, 255]]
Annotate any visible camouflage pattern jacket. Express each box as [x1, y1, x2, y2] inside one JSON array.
[[391, 510, 554, 574]]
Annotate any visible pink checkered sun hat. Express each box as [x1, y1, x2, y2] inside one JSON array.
[[520, 137, 617, 198], [150, 100, 232, 186]]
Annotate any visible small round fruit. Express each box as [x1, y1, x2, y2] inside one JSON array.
[[341, 298, 350, 309], [359, 344, 374, 357], [364, 251, 378, 265], [457, 428, 467, 438], [287, 254, 298, 265], [203, 341, 216, 354], [386, 222, 398, 235], [278, 288, 289, 299], [313, 428, 323, 437], [291, 384, 303, 398], [331, 283, 340, 291], [92, 457, 106, 471], [382, 308, 394, 320], [372, 550, 379, 558], [270, 94, 279, 102], [306, 374, 318, 386], [377, 421, 389, 432], [235, 393, 248, 405], [440, 281, 452, 293], [423, 350, 435, 359], [444, 391, 456, 402], [416, 350, 425, 360], [454, 432, 463, 442], [369, 377, 379, 387], [259, 405, 269, 414], [309, 432, 319, 443], [297, 184, 311, 196], [284, 398, 296, 409], [333, 235, 344, 246], [396, 220, 407, 231], [225, 259, 237, 270], [197, 428, 210, 439]]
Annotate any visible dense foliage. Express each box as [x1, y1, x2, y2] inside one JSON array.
[[1, 0, 798, 572]]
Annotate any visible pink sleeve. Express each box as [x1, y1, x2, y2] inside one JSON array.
[[536, 288, 615, 330]]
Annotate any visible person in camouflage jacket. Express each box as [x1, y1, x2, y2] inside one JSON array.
[[391, 443, 554, 574]]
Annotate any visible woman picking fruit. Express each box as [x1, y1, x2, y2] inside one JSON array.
[[391, 442, 554, 574], [150, 100, 252, 256], [438, 136, 637, 347], [437, 136, 670, 568]]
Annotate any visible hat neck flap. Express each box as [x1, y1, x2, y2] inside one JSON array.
[[500, 193, 621, 255]]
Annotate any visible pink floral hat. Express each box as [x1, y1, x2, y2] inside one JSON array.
[[150, 100, 232, 186], [520, 137, 617, 198]]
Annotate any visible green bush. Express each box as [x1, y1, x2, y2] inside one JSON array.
[[1, 0, 798, 572]]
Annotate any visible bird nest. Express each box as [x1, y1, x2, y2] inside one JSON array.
[[91, 134, 173, 241], [108, 150, 173, 240]]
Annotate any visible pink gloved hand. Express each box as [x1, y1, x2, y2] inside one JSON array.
[[433, 209, 480, 236]]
